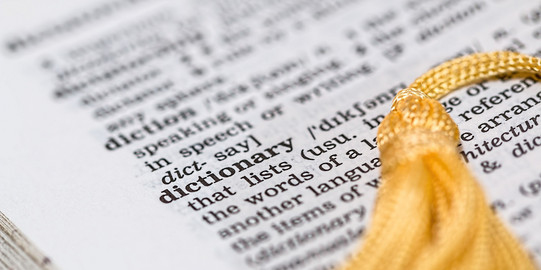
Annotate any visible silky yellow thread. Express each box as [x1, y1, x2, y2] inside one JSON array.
[[340, 51, 540, 270]]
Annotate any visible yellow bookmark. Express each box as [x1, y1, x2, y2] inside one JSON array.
[[341, 51, 539, 270]]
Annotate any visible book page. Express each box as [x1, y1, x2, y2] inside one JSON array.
[[1, 0, 541, 269]]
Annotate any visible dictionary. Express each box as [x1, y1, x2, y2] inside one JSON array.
[[1, 0, 541, 269]]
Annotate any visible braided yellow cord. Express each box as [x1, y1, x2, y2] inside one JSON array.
[[411, 51, 541, 99], [340, 51, 540, 270]]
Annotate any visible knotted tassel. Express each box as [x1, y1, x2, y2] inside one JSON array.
[[340, 51, 541, 270]]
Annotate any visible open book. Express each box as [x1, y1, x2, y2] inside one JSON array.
[[1, 0, 541, 269]]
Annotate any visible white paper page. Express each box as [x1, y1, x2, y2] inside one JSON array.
[[1, 0, 541, 269]]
